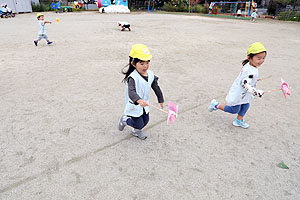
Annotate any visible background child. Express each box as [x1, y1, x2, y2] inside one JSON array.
[[237, 9, 242, 17], [251, 9, 258, 22], [209, 42, 267, 128], [34, 13, 53, 46], [118, 44, 164, 140], [1, 3, 14, 18], [117, 21, 131, 31]]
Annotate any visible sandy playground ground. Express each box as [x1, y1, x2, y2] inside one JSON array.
[[0, 11, 300, 200]]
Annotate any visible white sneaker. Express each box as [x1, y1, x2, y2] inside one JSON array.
[[232, 118, 249, 129], [209, 99, 219, 112]]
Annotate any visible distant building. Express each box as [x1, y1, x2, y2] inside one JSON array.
[[0, 0, 32, 13]]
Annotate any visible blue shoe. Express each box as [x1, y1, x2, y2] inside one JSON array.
[[47, 41, 53, 45], [232, 118, 249, 129], [34, 40, 38, 46], [209, 99, 219, 112]]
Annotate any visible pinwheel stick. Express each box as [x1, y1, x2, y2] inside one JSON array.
[[148, 104, 168, 114], [266, 88, 281, 93], [258, 75, 272, 81]]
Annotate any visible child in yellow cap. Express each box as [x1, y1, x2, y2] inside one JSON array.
[[208, 42, 267, 128], [34, 13, 53, 46], [118, 44, 164, 140]]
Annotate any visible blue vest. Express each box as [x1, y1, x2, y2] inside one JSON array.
[[124, 69, 154, 117]]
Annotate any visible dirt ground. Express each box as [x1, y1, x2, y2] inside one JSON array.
[[0, 11, 300, 200]]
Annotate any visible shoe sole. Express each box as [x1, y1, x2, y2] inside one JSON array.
[[132, 132, 147, 140], [232, 123, 249, 129]]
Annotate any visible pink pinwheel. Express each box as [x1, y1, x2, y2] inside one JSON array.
[[167, 101, 178, 124], [266, 78, 291, 99], [281, 78, 291, 99], [149, 101, 178, 124], [281, 78, 291, 98]]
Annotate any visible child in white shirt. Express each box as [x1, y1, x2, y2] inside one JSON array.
[[34, 13, 53, 46], [251, 9, 258, 22], [209, 42, 267, 129], [117, 21, 131, 31]]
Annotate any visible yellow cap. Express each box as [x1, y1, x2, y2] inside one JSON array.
[[129, 44, 152, 61], [37, 13, 44, 18], [247, 42, 267, 55]]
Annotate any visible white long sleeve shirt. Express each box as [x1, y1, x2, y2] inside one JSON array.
[[226, 63, 261, 106]]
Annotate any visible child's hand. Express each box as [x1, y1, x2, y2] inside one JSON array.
[[137, 99, 149, 107], [160, 103, 164, 109], [256, 90, 264, 97]]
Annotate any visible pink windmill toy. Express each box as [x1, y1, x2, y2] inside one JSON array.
[[267, 78, 291, 99], [149, 101, 178, 124], [167, 101, 178, 124], [280, 78, 291, 99]]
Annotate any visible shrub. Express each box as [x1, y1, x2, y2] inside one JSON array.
[[163, 0, 209, 13], [278, 11, 300, 21], [163, 2, 188, 12], [192, 4, 209, 13], [31, 2, 51, 12]]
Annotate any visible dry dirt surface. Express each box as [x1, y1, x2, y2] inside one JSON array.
[[1, 11, 300, 200]]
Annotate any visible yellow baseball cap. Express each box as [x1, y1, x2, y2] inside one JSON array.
[[129, 44, 152, 61], [37, 13, 44, 18], [247, 42, 267, 55]]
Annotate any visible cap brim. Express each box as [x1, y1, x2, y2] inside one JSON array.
[[139, 55, 152, 61]]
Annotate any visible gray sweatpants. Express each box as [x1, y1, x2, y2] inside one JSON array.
[[36, 34, 49, 41]]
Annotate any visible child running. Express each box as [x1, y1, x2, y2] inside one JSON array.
[[117, 21, 131, 31], [209, 42, 267, 128], [251, 9, 258, 22], [34, 13, 53, 46], [118, 44, 164, 140]]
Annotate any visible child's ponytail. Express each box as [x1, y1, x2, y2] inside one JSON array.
[[241, 53, 255, 66], [242, 58, 249, 66], [122, 57, 141, 83]]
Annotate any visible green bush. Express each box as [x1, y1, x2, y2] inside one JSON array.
[[31, 2, 51, 12], [163, 0, 209, 13], [165, 0, 189, 12], [192, 4, 209, 14], [278, 11, 300, 21]]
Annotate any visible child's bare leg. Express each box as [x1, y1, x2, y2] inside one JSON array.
[[237, 115, 243, 121], [217, 104, 225, 111]]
